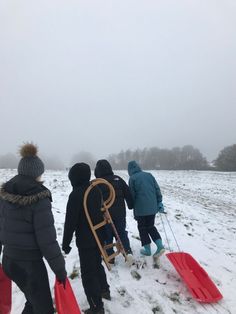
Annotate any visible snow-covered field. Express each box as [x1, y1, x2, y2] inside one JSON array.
[[1, 169, 235, 314]]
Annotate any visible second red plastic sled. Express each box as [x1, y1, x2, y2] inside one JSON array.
[[54, 278, 81, 314], [0, 264, 12, 314], [166, 252, 223, 303]]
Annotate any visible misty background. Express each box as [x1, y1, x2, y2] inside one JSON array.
[[0, 0, 236, 168]]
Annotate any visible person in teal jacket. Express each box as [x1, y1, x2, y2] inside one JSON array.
[[128, 160, 165, 257]]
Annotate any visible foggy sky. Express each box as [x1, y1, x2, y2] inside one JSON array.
[[0, 0, 236, 164]]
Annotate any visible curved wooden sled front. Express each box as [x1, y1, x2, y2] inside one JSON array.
[[83, 178, 127, 270]]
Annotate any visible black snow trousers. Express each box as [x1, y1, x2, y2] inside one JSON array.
[[2, 255, 54, 314], [78, 246, 109, 311], [105, 216, 132, 256], [136, 214, 162, 246]]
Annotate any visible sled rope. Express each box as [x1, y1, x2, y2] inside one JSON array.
[[160, 213, 171, 251], [160, 213, 182, 252]]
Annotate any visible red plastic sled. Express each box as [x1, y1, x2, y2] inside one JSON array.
[[55, 278, 81, 314], [166, 252, 223, 303], [0, 264, 12, 314]]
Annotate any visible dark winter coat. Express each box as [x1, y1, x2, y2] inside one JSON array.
[[0, 175, 66, 279], [94, 160, 133, 220], [62, 163, 105, 251], [128, 161, 162, 216]]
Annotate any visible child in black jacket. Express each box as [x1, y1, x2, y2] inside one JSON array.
[[94, 160, 133, 264], [62, 163, 109, 314]]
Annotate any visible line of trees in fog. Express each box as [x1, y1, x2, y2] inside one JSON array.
[[0, 144, 236, 171], [107, 144, 236, 171], [108, 145, 209, 170]]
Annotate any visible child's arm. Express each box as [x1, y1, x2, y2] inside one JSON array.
[[121, 178, 133, 209], [62, 192, 80, 253]]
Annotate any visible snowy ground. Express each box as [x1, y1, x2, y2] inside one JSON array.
[[0, 169, 235, 314]]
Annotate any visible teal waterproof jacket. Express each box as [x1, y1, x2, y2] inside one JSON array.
[[128, 161, 162, 216]]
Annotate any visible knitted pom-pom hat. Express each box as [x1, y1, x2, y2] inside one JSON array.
[[17, 143, 44, 178]]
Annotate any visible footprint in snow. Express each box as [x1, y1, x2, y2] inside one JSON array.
[[139, 290, 165, 314], [134, 257, 147, 269], [130, 270, 142, 280], [167, 272, 181, 282], [222, 266, 232, 273], [116, 287, 134, 308], [155, 279, 167, 285]]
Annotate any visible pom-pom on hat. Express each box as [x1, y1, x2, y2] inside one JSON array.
[[17, 143, 45, 178]]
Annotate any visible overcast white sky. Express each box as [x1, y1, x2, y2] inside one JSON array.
[[0, 0, 235, 163]]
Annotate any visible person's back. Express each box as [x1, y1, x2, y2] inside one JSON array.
[[63, 175, 105, 250], [62, 163, 109, 314], [94, 159, 133, 220], [128, 160, 165, 258], [0, 143, 66, 314], [128, 161, 162, 217], [95, 159, 133, 259], [0, 175, 55, 258]]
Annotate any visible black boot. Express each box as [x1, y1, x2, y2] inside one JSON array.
[[101, 289, 111, 300]]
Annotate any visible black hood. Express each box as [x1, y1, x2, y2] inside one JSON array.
[[94, 159, 114, 178], [68, 163, 91, 187]]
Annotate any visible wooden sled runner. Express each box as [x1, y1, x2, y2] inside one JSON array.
[[166, 252, 223, 303], [83, 178, 127, 270]]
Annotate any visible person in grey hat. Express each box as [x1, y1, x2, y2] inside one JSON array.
[[0, 143, 67, 314]]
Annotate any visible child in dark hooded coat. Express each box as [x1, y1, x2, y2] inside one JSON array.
[[94, 160, 133, 264], [0, 143, 66, 314], [62, 163, 110, 314]]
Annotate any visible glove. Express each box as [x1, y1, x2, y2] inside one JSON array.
[[57, 278, 66, 289], [158, 202, 165, 213], [62, 246, 72, 255], [56, 270, 67, 289]]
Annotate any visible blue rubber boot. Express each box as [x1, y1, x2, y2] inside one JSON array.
[[153, 239, 165, 257], [140, 244, 151, 256]]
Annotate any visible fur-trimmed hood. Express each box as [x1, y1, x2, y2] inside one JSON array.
[[0, 175, 52, 206]]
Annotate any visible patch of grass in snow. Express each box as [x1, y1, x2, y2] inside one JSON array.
[[168, 292, 181, 303], [69, 266, 80, 279], [130, 270, 141, 280], [152, 305, 162, 313]]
